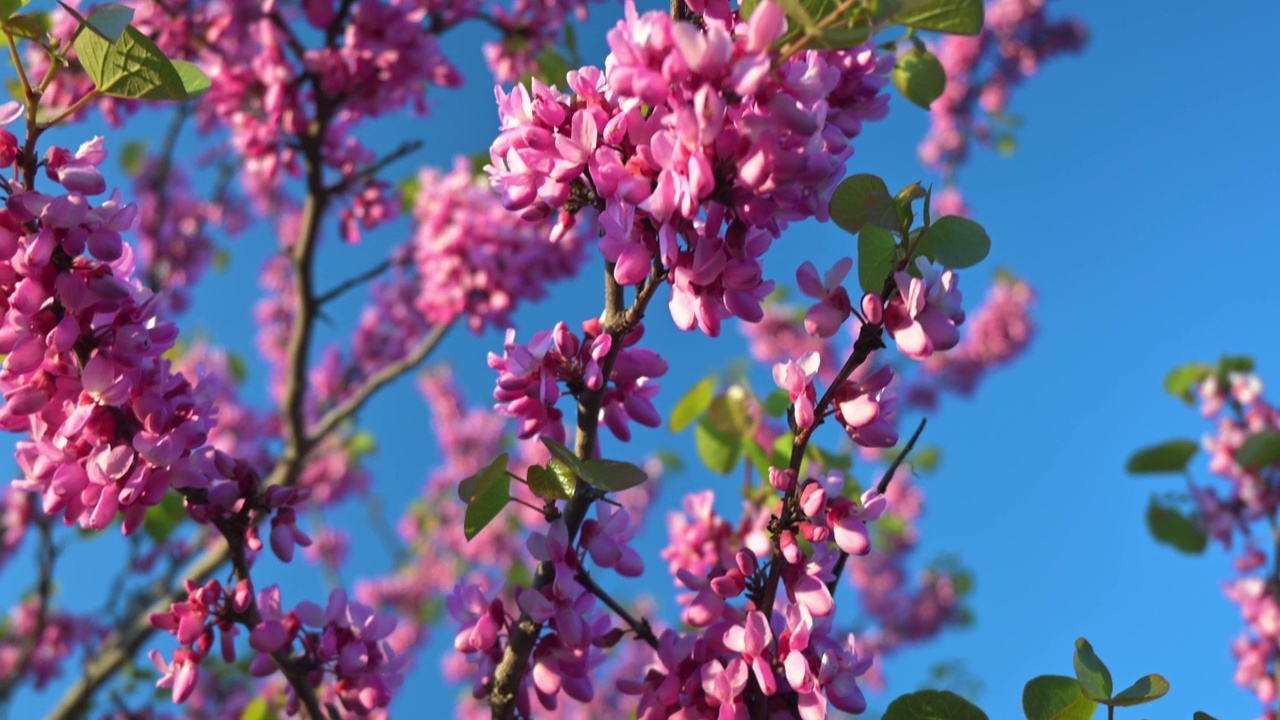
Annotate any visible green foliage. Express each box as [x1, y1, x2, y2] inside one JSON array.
[[1163, 362, 1213, 405], [1145, 497, 1207, 554], [540, 437, 582, 473], [579, 458, 649, 492], [1021, 675, 1097, 720], [884, 689, 988, 720], [459, 454, 510, 540], [1125, 439, 1198, 474], [893, 46, 946, 109], [347, 430, 377, 459], [763, 389, 791, 417], [670, 376, 716, 432], [1235, 429, 1280, 470], [927, 216, 991, 269], [695, 416, 742, 475], [527, 462, 575, 501], [830, 173, 897, 236], [1194, 712, 1221, 720], [0, 0, 31, 21], [142, 492, 186, 541], [119, 140, 147, 177], [1072, 638, 1112, 702], [858, 225, 898, 293], [880, 0, 984, 35], [239, 698, 274, 720], [694, 389, 752, 475], [1110, 674, 1169, 707], [68, 4, 210, 101], [1, 13, 46, 42]]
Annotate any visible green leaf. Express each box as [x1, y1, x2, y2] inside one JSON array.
[[81, 2, 134, 41], [670, 376, 716, 433], [777, 0, 818, 31], [1164, 362, 1212, 405], [540, 437, 582, 473], [830, 173, 897, 235], [743, 439, 773, 479], [706, 389, 751, 434], [0, 0, 30, 21], [811, 23, 872, 49], [534, 48, 570, 87], [1145, 497, 1207, 555], [654, 448, 685, 472], [348, 430, 377, 458], [1236, 430, 1280, 471], [1072, 639, 1112, 702], [889, 0, 984, 35], [170, 60, 211, 97], [1110, 674, 1169, 707], [460, 454, 510, 540], [1194, 712, 1221, 720], [73, 25, 206, 100], [579, 458, 648, 492], [119, 140, 146, 176], [239, 698, 273, 720], [695, 417, 742, 475], [893, 47, 946, 109], [883, 689, 989, 720], [1022, 675, 1099, 720], [928, 215, 991, 269], [142, 492, 186, 541], [1125, 439, 1198, 475], [763, 389, 791, 417], [527, 464, 568, 501], [227, 352, 248, 385], [1, 14, 44, 40], [1218, 354, 1254, 375], [857, 225, 898, 294]]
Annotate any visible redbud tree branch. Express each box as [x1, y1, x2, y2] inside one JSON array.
[[44, 10, 453, 715], [0, 519, 55, 702], [488, 260, 665, 719]]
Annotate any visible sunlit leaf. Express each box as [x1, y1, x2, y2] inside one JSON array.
[[1164, 362, 1213, 405], [831, 173, 897, 235], [670, 376, 716, 433], [858, 225, 898, 294], [527, 462, 575, 501], [695, 417, 741, 475], [888, 0, 983, 35], [1022, 675, 1098, 720], [893, 47, 946, 109]]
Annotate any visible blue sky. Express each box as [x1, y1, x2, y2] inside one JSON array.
[[4, 0, 1280, 718]]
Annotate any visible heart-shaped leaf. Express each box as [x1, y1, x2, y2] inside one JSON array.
[[579, 458, 648, 492], [460, 454, 510, 540], [884, 689, 988, 720], [928, 215, 991, 268]]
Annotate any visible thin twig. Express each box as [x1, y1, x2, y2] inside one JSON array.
[[315, 258, 395, 306], [574, 569, 660, 648], [325, 140, 424, 195], [827, 418, 927, 593]]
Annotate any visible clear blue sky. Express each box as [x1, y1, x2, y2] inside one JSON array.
[[4, 0, 1280, 718]]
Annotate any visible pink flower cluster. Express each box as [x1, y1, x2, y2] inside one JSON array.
[[919, 0, 1087, 178], [774, 352, 898, 447], [1169, 369, 1280, 716], [488, 1, 890, 336], [884, 258, 965, 361], [410, 157, 586, 332], [488, 320, 667, 443], [643, 482, 883, 718], [0, 138, 218, 534], [150, 582, 403, 716]]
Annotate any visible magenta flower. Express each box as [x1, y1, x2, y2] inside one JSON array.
[[796, 258, 854, 338], [773, 352, 821, 429], [885, 258, 965, 360]]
